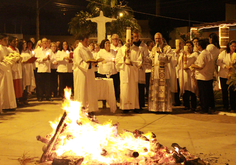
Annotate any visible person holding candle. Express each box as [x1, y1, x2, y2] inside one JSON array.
[[178, 40, 198, 111], [115, 28, 142, 113], [18, 39, 36, 105], [50, 42, 59, 98], [0, 33, 17, 111], [35, 38, 53, 101], [191, 39, 215, 114], [148, 32, 174, 112], [73, 34, 98, 114], [96, 39, 118, 108], [56, 41, 73, 98], [217, 40, 236, 112], [110, 34, 122, 53]]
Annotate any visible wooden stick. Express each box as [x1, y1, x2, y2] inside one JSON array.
[[40, 111, 67, 162]]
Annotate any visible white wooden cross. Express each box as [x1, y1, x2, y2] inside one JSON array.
[[87, 11, 116, 43]]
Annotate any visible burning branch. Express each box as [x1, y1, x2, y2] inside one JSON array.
[[40, 111, 68, 163]]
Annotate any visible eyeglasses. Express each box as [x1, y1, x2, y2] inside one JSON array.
[[112, 38, 119, 40]]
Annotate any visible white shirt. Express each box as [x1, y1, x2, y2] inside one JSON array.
[[8, 46, 22, 79], [206, 44, 220, 63], [50, 51, 58, 69], [36, 47, 52, 73], [110, 43, 122, 54], [56, 50, 73, 73], [97, 49, 117, 75], [195, 49, 215, 80], [217, 50, 232, 79]]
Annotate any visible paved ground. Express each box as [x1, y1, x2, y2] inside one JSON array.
[[0, 96, 236, 165]]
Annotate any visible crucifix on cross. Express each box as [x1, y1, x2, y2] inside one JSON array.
[[87, 11, 116, 43]]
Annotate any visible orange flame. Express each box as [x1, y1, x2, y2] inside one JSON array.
[[48, 88, 175, 164]]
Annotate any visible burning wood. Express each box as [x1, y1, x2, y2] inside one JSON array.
[[36, 88, 209, 165], [40, 111, 68, 162], [36, 135, 49, 144], [52, 156, 84, 165]]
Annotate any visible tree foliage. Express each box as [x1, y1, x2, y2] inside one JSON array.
[[68, 0, 141, 41]]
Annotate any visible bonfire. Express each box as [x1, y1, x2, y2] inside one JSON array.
[[37, 88, 208, 165]]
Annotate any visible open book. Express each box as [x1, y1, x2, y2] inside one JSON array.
[[27, 56, 37, 63], [86, 58, 104, 63]]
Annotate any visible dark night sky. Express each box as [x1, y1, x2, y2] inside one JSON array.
[[0, 0, 235, 36]]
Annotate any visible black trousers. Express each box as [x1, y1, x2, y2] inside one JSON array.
[[197, 79, 215, 112], [51, 69, 58, 97], [138, 83, 145, 108], [111, 73, 120, 101], [58, 72, 73, 97], [37, 73, 51, 99], [145, 72, 151, 100], [34, 68, 39, 99], [220, 77, 236, 110], [183, 90, 197, 109]]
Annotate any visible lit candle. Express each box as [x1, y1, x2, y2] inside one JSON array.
[[184, 46, 188, 53], [32, 50, 35, 55], [46, 51, 49, 56], [175, 39, 180, 49], [126, 27, 131, 43], [66, 50, 69, 54]]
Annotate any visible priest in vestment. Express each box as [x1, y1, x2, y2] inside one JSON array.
[[115, 31, 142, 113], [0, 34, 17, 111], [73, 35, 98, 113], [148, 32, 174, 112]]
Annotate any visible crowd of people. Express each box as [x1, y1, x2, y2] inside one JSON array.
[[1, 30, 236, 115]]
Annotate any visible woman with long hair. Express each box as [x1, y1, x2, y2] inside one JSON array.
[[178, 40, 198, 111], [217, 40, 236, 112], [56, 41, 73, 97], [207, 33, 220, 62], [18, 39, 35, 105]]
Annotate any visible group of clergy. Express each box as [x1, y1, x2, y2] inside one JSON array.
[[78, 30, 236, 115], [1, 30, 236, 114]]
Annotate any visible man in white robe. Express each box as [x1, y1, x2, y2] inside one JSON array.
[[73, 35, 98, 113], [0, 34, 17, 111], [115, 32, 142, 113], [148, 32, 174, 112], [132, 29, 150, 110]]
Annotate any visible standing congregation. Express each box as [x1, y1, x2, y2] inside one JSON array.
[[1, 30, 236, 115]]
